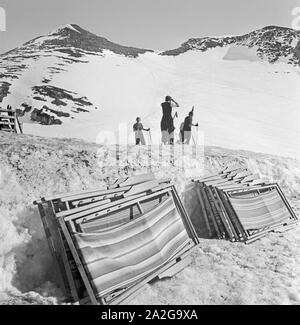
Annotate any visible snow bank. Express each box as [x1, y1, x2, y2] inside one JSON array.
[[0, 133, 299, 305]]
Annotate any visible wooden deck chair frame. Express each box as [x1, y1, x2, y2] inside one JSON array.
[[189, 182, 222, 239], [202, 185, 227, 239], [191, 181, 298, 244], [34, 181, 174, 302], [41, 177, 168, 213], [223, 183, 298, 243], [197, 168, 248, 186], [193, 180, 250, 240], [0, 108, 22, 133], [57, 185, 199, 305], [192, 182, 243, 241], [206, 186, 238, 241], [35, 200, 83, 300], [35, 182, 199, 304], [56, 182, 173, 223]]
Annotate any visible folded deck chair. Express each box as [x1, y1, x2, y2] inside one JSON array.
[[186, 179, 298, 244], [35, 177, 199, 305], [67, 196, 192, 302], [224, 184, 298, 242]]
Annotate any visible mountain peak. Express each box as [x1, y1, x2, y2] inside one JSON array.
[[18, 23, 153, 58], [49, 24, 81, 35]]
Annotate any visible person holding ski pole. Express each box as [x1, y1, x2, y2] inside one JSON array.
[[160, 96, 180, 145], [133, 117, 150, 145], [181, 107, 198, 145]]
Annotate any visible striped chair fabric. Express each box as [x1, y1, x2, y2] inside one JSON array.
[[72, 196, 190, 297], [229, 189, 291, 230]]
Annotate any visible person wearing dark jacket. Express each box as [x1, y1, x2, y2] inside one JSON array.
[[180, 108, 198, 144], [161, 96, 179, 145]]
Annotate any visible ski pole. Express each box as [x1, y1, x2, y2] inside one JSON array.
[[148, 130, 152, 145], [192, 131, 196, 146]]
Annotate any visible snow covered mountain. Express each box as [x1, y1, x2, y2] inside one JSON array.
[[0, 24, 300, 159], [0, 24, 152, 125], [162, 26, 300, 64]]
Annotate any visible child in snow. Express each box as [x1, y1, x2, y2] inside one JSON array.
[[133, 117, 150, 145]]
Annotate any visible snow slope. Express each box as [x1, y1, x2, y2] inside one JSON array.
[[1, 25, 300, 159], [0, 133, 299, 305], [7, 48, 300, 160]]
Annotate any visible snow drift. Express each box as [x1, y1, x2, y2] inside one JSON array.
[[0, 133, 299, 305]]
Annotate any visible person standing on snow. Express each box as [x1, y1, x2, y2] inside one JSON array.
[[133, 117, 150, 145], [181, 108, 198, 144], [160, 96, 179, 145]]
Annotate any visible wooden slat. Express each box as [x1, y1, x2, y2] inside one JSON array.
[[205, 186, 227, 238], [61, 193, 143, 221], [72, 198, 111, 209], [70, 190, 127, 206], [72, 189, 171, 224], [224, 184, 275, 196], [123, 180, 159, 197], [219, 190, 248, 241], [204, 178, 231, 186], [171, 185, 200, 244], [269, 183, 298, 221], [58, 217, 99, 305], [195, 186, 212, 237], [16, 115, 23, 134], [59, 184, 174, 221], [43, 186, 109, 202], [213, 188, 240, 241], [250, 178, 269, 186], [0, 116, 15, 121], [0, 121, 15, 126], [37, 203, 68, 295], [199, 185, 221, 239], [117, 173, 156, 187], [208, 187, 236, 241], [244, 219, 296, 244], [0, 109, 16, 114], [59, 187, 130, 203], [48, 201, 80, 302]]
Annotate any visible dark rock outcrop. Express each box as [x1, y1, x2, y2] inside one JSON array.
[[0, 82, 11, 102], [161, 26, 300, 65], [31, 108, 62, 125]]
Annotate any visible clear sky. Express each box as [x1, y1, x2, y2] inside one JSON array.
[[0, 0, 300, 54]]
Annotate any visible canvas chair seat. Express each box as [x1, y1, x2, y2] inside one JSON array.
[[228, 189, 291, 230], [73, 197, 190, 297]]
